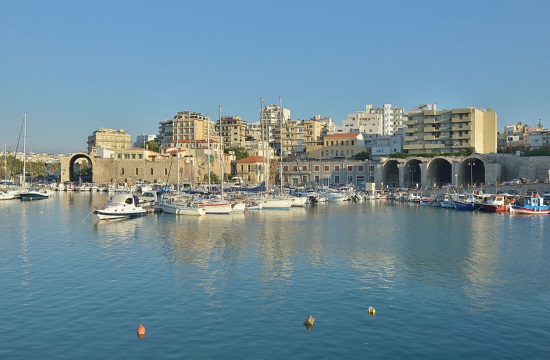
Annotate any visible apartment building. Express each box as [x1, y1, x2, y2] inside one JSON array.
[[158, 111, 221, 150], [339, 104, 405, 136], [307, 133, 365, 160], [87, 128, 132, 154], [218, 115, 247, 148], [403, 107, 497, 154]]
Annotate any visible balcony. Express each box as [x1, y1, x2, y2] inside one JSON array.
[[424, 118, 436, 124], [424, 143, 446, 149], [451, 116, 471, 123], [405, 127, 416, 134], [452, 133, 471, 140], [424, 126, 436, 132], [404, 120, 418, 126], [403, 144, 424, 150], [405, 136, 417, 142], [452, 125, 471, 131], [424, 135, 435, 141]]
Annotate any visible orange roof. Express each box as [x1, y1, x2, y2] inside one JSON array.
[[325, 133, 360, 139], [237, 156, 265, 163]]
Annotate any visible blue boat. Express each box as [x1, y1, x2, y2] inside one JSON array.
[[453, 193, 482, 211]]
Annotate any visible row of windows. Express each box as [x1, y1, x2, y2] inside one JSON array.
[[281, 165, 368, 172], [321, 150, 355, 156], [326, 140, 355, 146], [117, 154, 144, 159]]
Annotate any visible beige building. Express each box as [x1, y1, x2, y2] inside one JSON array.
[[236, 156, 267, 184], [403, 107, 497, 154], [307, 133, 365, 160], [218, 115, 247, 148], [159, 111, 221, 149], [87, 128, 132, 154]]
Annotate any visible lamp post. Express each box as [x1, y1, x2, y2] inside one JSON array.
[[455, 174, 458, 188]]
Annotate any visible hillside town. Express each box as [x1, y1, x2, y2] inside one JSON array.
[[2, 102, 549, 190]]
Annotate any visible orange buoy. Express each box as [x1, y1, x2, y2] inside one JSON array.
[[137, 324, 146, 337]]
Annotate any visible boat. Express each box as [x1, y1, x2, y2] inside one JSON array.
[[481, 195, 509, 213], [453, 193, 482, 211], [93, 193, 147, 220], [509, 194, 550, 215], [440, 193, 454, 208], [1, 189, 16, 200], [20, 188, 53, 201], [160, 201, 206, 216], [196, 197, 233, 214]]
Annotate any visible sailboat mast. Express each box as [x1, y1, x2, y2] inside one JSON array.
[[22, 112, 26, 187], [279, 96, 283, 194], [260, 97, 268, 192], [219, 105, 224, 199], [207, 114, 211, 192]]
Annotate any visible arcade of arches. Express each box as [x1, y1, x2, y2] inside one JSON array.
[[381, 157, 489, 188]]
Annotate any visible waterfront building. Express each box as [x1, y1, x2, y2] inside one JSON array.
[[134, 134, 158, 148], [338, 104, 405, 136], [260, 104, 290, 149], [366, 128, 405, 161], [217, 115, 247, 149], [403, 106, 497, 154], [307, 133, 365, 160], [236, 156, 267, 184], [158, 111, 220, 149], [87, 128, 132, 154]]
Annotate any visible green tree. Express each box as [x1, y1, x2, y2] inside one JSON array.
[[353, 151, 370, 161], [225, 147, 249, 161], [145, 141, 160, 153]]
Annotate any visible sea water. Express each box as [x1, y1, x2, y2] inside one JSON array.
[[1, 192, 549, 359]]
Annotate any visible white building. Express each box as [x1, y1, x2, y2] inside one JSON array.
[[338, 104, 405, 136], [134, 134, 158, 148]]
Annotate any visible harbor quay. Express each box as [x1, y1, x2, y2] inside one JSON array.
[[60, 151, 550, 192]]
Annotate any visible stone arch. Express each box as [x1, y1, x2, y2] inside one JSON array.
[[65, 153, 94, 183], [381, 159, 400, 188], [459, 157, 485, 186], [426, 157, 453, 188], [403, 158, 423, 188]]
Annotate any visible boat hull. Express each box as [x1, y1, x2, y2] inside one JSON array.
[[509, 205, 550, 215], [93, 209, 147, 220], [161, 203, 205, 216]]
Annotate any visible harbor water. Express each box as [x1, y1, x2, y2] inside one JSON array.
[[1, 192, 549, 359]]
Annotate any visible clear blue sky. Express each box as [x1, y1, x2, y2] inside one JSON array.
[[1, 0, 549, 153]]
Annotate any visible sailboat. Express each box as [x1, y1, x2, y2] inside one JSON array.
[[17, 113, 53, 201]]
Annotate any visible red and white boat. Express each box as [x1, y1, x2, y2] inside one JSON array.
[[481, 195, 509, 213]]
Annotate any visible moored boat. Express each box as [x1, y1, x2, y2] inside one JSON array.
[[160, 202, 206, 216], [509, 194, 550, 215], [93, 193, 147, 220], [20, 188, 53, 201], [481, 195, 509, 213]]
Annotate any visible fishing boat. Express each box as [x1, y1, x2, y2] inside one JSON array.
[[453, 193, 482, 211], [509, 194, 550, 215], [93, 193, 147, 220], [481, 194, 509, 213]]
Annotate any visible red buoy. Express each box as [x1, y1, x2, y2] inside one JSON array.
[[137, 324, 146, 338]]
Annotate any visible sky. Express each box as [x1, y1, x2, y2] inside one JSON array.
[[1, 0, 549, 154]]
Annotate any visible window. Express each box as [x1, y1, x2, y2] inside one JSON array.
[[302, 165, 307, 171], [132, 154, 136, 159], [293, 166, 297, 171], [334, 165, 340, 171], [314, 165, 320, 172], [348, 165, 353, 171], [358, 165, 364, 172], [135, 168, 139, 175], [334, 175, 340, 183], [164, 168, 168, 176], [121, 168, 125, 175], [324, 165, 329, 171], [150, 169, 154, 175], [284, 165, 289, 172]]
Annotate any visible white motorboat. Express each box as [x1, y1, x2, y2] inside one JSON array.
[[93, 193, 147, 220], [160, 202, 206, 216]]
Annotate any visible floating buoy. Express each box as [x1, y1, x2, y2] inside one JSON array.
[[40, 211, 43, 214], [303, 314, 315, 326], [105, 217, 109, 222], [137, 324, 146, 338], [368, 306, 376, 316]]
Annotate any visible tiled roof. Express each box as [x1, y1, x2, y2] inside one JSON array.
[[237, 156, 265, 163]]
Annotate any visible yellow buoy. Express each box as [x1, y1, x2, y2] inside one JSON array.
[[40, 211, 43, 214], [368, 306, 376, 316], [137, 324, 146, 338], [303, 314, 315, 326]]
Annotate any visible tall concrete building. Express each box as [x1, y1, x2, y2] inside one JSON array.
[[403, 106, 497, 154], [134, 134, 158, 148], [158, 111, 219, 150], [87, 128, 132, 154], [339, 104, 405, 135], [217, 115, 247, 148]]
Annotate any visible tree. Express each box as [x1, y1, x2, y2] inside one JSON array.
[[225, 147, 249, 160], [353, 151, 370, 161], [145, 141, 160, 153]]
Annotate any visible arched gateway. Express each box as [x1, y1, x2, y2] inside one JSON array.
[[60, 153, 94, 183]]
